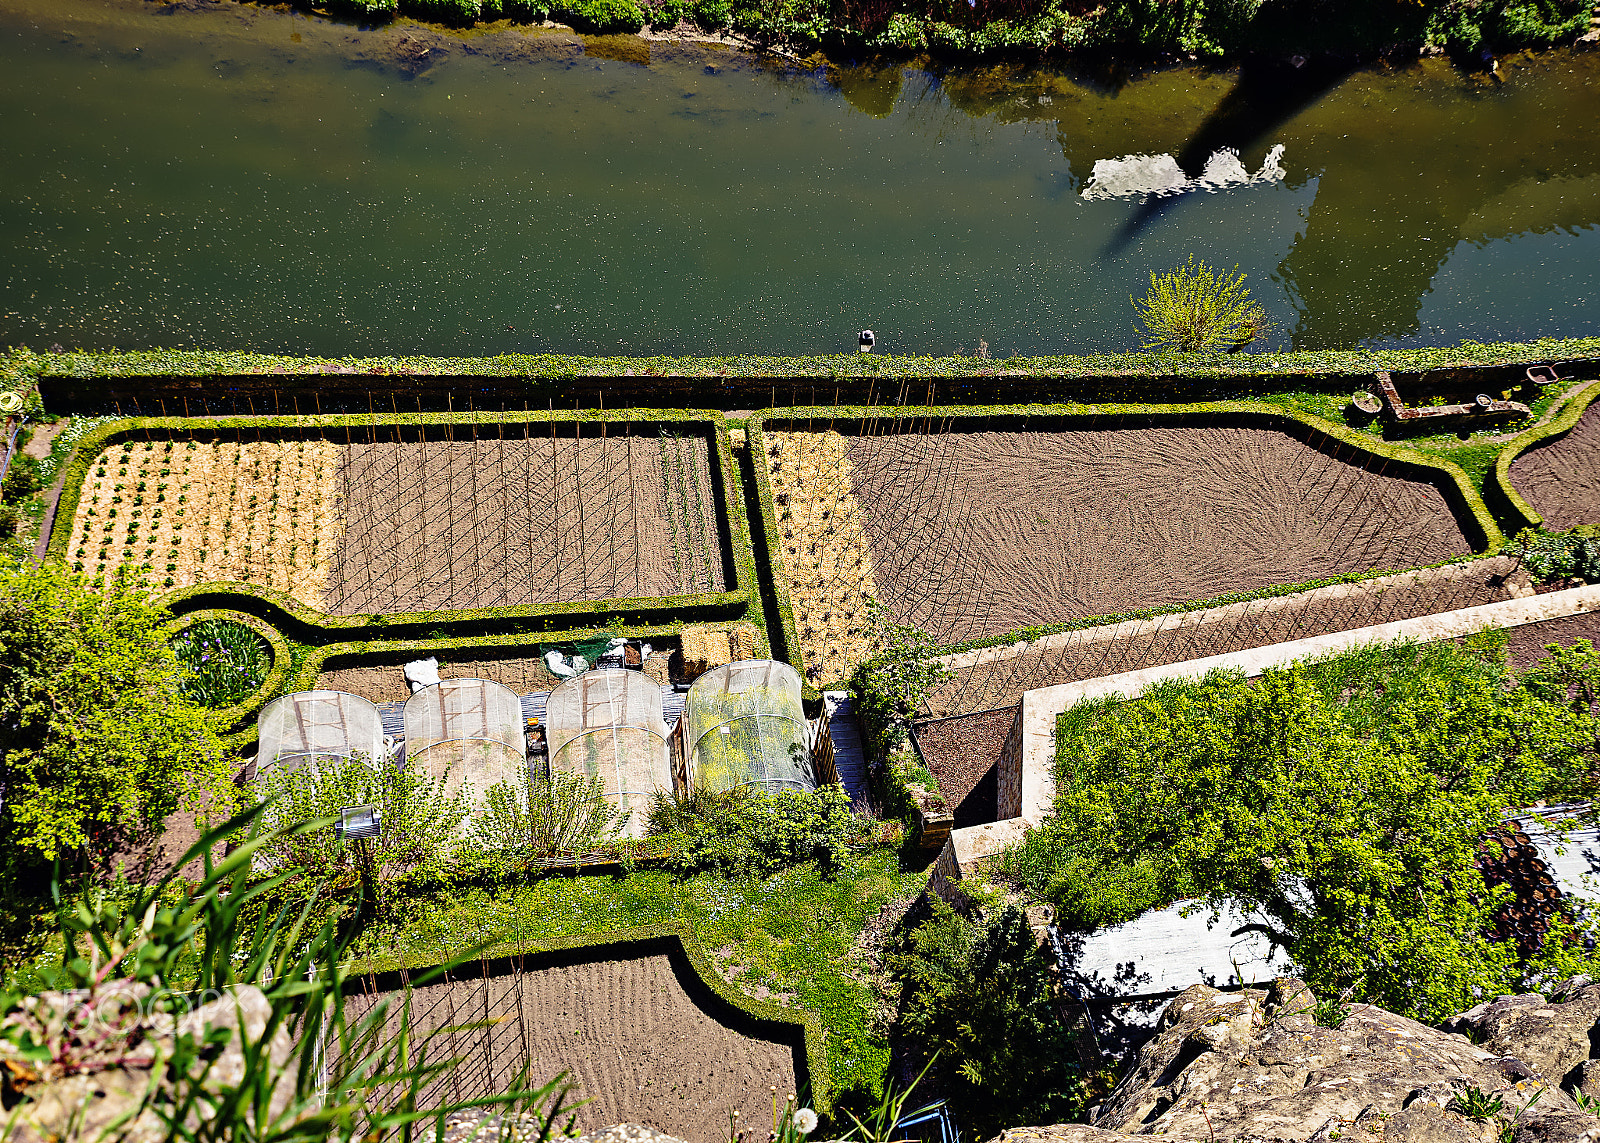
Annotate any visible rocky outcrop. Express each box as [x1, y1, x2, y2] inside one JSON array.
[[0, 984, 296, 1143], [990, 980, 1600, 1143]]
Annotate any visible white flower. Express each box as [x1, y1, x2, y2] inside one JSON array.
[[791, 1109, 818, 1136]]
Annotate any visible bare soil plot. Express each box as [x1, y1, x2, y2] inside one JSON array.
[[346, 949, 800, 1141], [847, 425, 1474, 646], [925, 556, 1517, 718], [66, 438, 342, 607], [1509, 402, 1600, 530], [912, 707, 1012, 828], [327, 431, 723, 615], [1505, 609, 1600, 673], [317, 655, 563, 703]]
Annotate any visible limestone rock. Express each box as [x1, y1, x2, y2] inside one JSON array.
[[2, 985, 296, 1143], [987, 979, 1600, 1143], [1442, 982, 1600, 1088]]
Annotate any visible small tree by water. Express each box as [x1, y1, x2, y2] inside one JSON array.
[[1133, 255, 1270, 352]]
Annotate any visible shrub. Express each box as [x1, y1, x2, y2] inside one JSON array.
[[648, 783, 856, 876], [1133, 255, 1271, 354], [0, 503, 17, 539], [400, 0, 501, 24], [553, 0, 648, 31], [327, 0, 400, 16], [0, 564, 235, 867], [252, 753, 468, 881], [888, 900, 1094, 1137], [1002, 641, 1600, 1023], [1, 454, 39, 502], [850, 605, 952, 738], [170, 617, 270, 708], [473, 767, 629, 856], [1509, 526, 1600, 585]]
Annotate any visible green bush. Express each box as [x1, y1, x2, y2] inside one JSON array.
[[1133, 256, 1271, 354], [473, 768, 629, 856], [326, 0, 400, 17], [253, 753, 468, 882], [1, 454, 39, 502], [0, 564, 236, 866], [1002, 640, 1600, 1023], [505, 0, 553, 17], [889, 900, 1094, 1138], [553, 0, 647, 31], [1509, 526, 1600, 585], [400, 0, 502, 24], [648, 783, 856, 876]]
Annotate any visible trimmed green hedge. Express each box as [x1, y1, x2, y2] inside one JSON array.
[[748, 401, 1502, 687], [45, 411, 760, 642], [15, 338, 1600, 385], [1493, 379, 1600, 532], [343, 922, 831, 1112]]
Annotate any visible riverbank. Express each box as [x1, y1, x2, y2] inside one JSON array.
[[178, 0, 1597, 63]]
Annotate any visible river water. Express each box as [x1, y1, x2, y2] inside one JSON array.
[[2, 0, 1596, 357]]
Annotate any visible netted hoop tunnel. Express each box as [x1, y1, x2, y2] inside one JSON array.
[[545, 668, 672, 839], [684, 660, 814, 794], [257, 690, 384, 778], [402, 678, 526, 808]]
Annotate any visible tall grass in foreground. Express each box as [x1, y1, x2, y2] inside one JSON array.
[[1, 806, 578, 1143]]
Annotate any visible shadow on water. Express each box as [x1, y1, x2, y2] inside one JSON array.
[[1101, 56, 1357, 257]]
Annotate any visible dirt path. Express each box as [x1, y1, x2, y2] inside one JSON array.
[[349, 951, 801, 1140], [1509, 401, 1600, 531], [847, 425, 1473, 646], [925, 556, 1519, 717]]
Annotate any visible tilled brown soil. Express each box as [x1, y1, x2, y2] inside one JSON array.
[[347, 952, 799, 1140], [911, 707, 1014, 828], [927, 558, 1517, 718], [317, 656, 562, 703], [1506, 609, 1600, 672], [1510, 402, 1600, 531], [846, 425, 1474, 645], [326, 431, 722, 615]]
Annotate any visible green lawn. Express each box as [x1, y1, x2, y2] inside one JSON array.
[[347, 844, 924, 1105]]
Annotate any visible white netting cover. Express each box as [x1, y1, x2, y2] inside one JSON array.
[[685, 659, 813, 794], [257, 690, 384, 778], [402, 678, 526, 806], [545, 668, 670, 839]]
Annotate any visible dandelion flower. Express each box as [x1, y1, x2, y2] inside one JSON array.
[[792, 1109, 818, 1135]]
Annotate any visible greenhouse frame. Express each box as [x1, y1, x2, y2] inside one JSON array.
[[257, 690, 385, 778], [545, 668, 673, 839], [682, 660, 815, 795], [403, 677, 526, 805]]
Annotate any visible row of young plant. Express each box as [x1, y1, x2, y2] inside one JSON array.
[[262, 0, 1590, 58]]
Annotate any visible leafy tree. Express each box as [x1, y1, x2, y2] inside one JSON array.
[[1133, 256, 1271, 353], [889, 901, 1092, 1137], [0, 563, 236, 868], [473, 767, 627, 857], [1003, 642, 1600, 1024]]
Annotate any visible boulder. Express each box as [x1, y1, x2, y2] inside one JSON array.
[[1442, 983, 1600, 1089], [987, 980, 1600, 1143]]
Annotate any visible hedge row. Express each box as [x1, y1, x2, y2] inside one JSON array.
[[343, 923, 832, 1112], [1492, 379, 1600, 532], [13, 338, 1600, 384], [46, 412, 762, 642], [746, 401, 1501, 687]]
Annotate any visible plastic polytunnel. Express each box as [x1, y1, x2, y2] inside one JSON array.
[[403, 678, 526, 806], [545, 668, 671, 839], [256, 690, 385, 778], [684, 660, 814, 794]]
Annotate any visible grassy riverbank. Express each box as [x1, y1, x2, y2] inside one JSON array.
[[252, 0, 1591, 59]]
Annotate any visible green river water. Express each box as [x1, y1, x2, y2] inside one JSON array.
[[2, 0, 1597, 357]]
